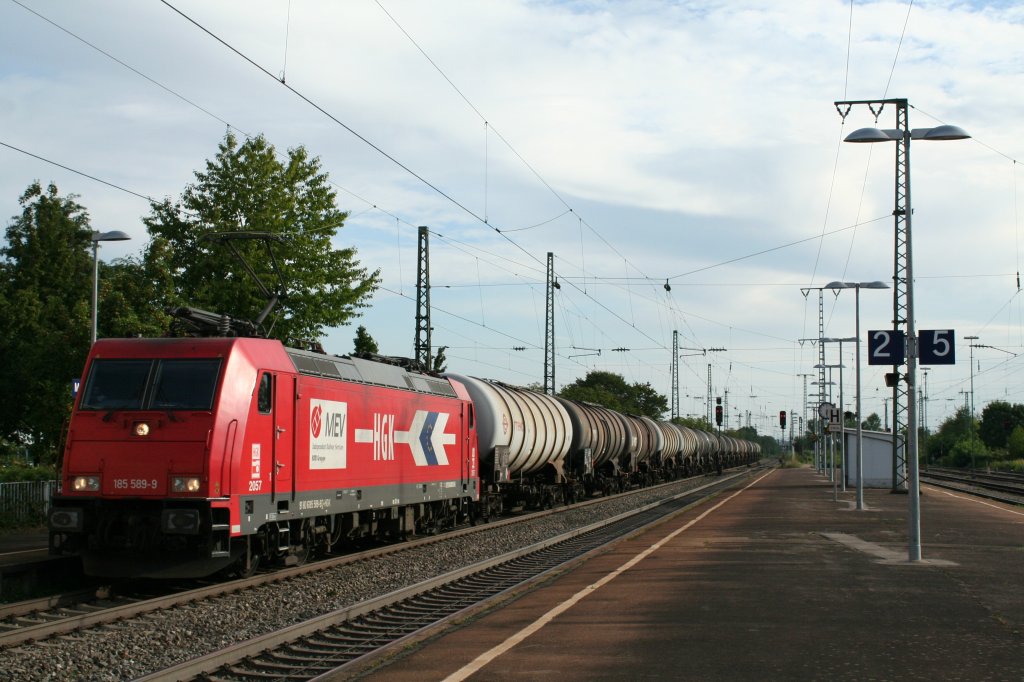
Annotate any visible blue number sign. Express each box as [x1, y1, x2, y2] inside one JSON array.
[[919, 329, 956, 365], [867, 330, 905, 366]]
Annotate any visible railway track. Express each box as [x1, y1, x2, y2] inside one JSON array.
[[0, 469, 747, 670], [0, 514, 500, 649], [921, 467, 1024, 505], [137, 469, 758, 682]]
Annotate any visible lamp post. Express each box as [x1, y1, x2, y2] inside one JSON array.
[[825, 281, 889, 510], [91, 230, 131, 344], [837, 97, 970, 561]]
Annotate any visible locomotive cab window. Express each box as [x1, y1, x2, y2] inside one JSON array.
[[257, 373, 273, 414], [80, 359, 151, 410], [81, 358, 222, 411]]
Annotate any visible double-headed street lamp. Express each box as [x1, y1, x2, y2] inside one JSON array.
[[91, 230, 131, 344], [825, 281, 890, 511], [837, 98, 970, 561]]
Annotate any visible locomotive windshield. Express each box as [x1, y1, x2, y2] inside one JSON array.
[[80, 358, 222, 411]]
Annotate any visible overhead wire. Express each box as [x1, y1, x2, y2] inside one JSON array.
[[371, 2, 670, 308], [21, 2, 1020, 409]]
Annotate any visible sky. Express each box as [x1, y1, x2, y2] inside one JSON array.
[[1, 0, 1022, 436]]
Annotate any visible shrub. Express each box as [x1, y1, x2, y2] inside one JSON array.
[[0, 464, 57, 483]]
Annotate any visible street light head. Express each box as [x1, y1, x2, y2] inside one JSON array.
[[92, 230, 131, 243], [844, 127, 901, 143], [912, 125, 971, 141], [826, 280, 889, 291]]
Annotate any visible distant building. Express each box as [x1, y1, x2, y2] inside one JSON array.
[[843, 428, 904, 489]]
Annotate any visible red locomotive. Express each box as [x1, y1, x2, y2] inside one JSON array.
[[49, 336, 480, 578]]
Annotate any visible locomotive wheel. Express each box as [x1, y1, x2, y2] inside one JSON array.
[[237, 552, 261, 578], [288, 519, 313, 567]]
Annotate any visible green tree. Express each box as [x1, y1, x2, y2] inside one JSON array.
[[926, 405, 975, 465], [431, 346, 448, 373], [948, 437, 989, 469], [144, 132, 380, 343], [862, 412, 882, 431], [1006, 425, 1024, 460], [978, 400, 1024, 449], [99, 237, 176, 338], [0, 182, 93, 463], [673, 415, 715, 432], [558, 371, 668, 418], [353, 325, 379, 355]]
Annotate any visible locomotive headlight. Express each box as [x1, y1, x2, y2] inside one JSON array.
[[72, 476, 100, 492], [171, 476, 202, 493], [133, 421, 151, 437]]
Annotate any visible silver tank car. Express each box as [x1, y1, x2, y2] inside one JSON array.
[[444, 374, 571, 481], [673, 424, 699, 467], [691, 428, 718, 471], [640, 417, 666, 463], [615, 413, 660, 470], [655, 421, 684, 464], [555, 398, 630, 474]]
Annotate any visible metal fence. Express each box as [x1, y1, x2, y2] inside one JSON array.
[[0, 480, 57, 526]]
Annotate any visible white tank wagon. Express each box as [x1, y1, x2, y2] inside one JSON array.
[[690, 428, 719, 473], [555, 398, 630, 495], [718, 434, 737, 468], [617, 413, 661, 472], [653, 421, 683, 466], [553, 399, 622, 472], [672, 424, 702, 474], [445, 374, 571, 482], [640, 416, 667, 464], [721, 435, 761, 467]]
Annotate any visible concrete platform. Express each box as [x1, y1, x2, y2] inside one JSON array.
[[343, 466, 1024, 681]]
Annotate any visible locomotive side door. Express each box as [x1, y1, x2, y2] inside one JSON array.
[[272, 373, 295, 501]]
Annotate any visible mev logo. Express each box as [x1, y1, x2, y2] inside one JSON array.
[[310, 404, 323, 438], [309, 399, 347, 469]]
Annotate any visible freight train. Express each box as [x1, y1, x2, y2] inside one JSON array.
[[48, 336, 759, 579]]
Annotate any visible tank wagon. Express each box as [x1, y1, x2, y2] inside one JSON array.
[[50, 340, 761, 579]]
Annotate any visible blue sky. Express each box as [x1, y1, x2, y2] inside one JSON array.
[[1, 0, 1022, 434]]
